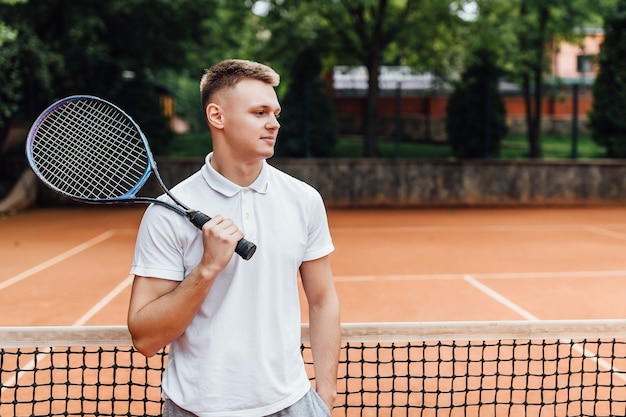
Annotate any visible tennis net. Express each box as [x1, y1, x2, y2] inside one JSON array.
[[2, 320, 626, 416]]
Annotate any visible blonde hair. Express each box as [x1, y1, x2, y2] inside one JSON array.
[[200, 59, 280, 111]]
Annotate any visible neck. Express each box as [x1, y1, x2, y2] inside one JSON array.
[[210, 152, 263, 187]]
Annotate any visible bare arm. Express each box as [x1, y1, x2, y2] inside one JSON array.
[[300, 255, 341, 411], [127, 215, 243, 357]]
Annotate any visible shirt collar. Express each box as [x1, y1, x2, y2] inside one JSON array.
[[201, 152, 270, 197]]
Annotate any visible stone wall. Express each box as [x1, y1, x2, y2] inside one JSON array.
[[144, 158, 626, 208]]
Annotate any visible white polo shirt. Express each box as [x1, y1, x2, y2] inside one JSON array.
[[131, 153, 334, 417]]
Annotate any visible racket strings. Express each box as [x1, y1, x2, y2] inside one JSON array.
[[30, 99, 149, 199]]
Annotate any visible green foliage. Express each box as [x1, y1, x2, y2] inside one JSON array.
[[499, 0, 605, 158], [463, 0, 518, 74], [0, 0, 220, 153], [446, 47, 507, 158], [163, 132, 213, 158], [398, 0, 465, 76], [0, 0, 618, 162], [330, 138, 453, 159], [510, 0, 595, 80], [157, 72, 207, 134], [116, 79, 173, 156], [275, 48, 339, 157], [0, 36, 21, 132], [589, 1, 626, 157], [261, 0, 460, 157], [0, 142, 27, 198], [500, 135, 606, 159], [153, 1, 266, 137], [165, 132, 604, 160], [0, 0, 35, 134]]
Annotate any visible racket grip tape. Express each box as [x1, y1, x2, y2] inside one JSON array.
[[188, 211, 257, 260]]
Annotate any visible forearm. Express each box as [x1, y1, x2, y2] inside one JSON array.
[[129, 216, 243, 356], [308, 295, 341, 410]]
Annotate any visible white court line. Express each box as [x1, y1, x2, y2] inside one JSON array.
[[464, 274, 626, 383], [472, 270, 626, 279], [72, 275, 134, 326], [0, 230, 132, 396], [334, 269, 626, 282], [334, 274, 462, 282], [331, 224, 626, 233], [584, 225, 626, 241], [1, 275, 135, 395], [463, 274, 538, 320], [1, 229, 134, 395], [0, 230, 117, 292], [331, 223, 626, 234]]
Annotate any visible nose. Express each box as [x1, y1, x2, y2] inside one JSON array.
[[267, 114, 280, 130]]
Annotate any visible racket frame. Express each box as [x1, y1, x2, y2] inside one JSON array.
[[26, 95, 256, 260]]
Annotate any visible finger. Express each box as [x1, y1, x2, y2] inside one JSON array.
[[202, 216, 243, 242]]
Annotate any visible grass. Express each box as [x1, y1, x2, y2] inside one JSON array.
[[162, 132, 607, 160], [330, 137, 453, 159], [499, 135, 606, 159]]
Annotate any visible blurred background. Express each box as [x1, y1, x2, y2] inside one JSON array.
[[1, 0, 625, 211]]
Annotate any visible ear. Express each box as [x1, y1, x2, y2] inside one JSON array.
[[205, 103, 224, 130]]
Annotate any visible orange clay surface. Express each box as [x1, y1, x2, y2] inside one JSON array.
[[2, 205, 626, 327]]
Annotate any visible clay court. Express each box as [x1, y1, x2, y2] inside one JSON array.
[[2, 205, 626, 326], [3, 205, 626, 417]]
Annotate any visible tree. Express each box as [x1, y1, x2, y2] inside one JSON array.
[[444, 0, 514, 159], [446, 47, 507, 158], [589, 1, 626, 157], [275, 48, 338, 157], [261, 0, 458, 157], [157, 0, 263, 135], [0, 0, 27, 143], [0, 30, 21, 139], [0, 0, 41, 200], [511, 0, 598, 158], [0, 0, 224, 154]]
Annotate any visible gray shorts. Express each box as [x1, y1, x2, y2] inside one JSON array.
[[162, 387, 331, 417]]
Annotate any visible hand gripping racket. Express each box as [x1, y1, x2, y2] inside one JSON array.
[[25, 95, 256, 260]]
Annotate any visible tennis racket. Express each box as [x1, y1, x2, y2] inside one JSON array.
[[25, 95, 256, 260]]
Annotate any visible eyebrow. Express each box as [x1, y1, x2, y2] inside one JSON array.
[[251, 104, 281, 112]]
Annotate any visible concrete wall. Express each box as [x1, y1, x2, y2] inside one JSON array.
[[141, 158, 626, 208]]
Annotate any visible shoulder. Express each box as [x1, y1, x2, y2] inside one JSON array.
[[267, 163, 322, 201], [137, 200, 194, 247]]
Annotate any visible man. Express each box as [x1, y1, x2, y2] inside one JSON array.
[[127, 59, 341, 417]]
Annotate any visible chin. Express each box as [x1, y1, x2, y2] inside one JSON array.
[[260, 146, 275, 159]]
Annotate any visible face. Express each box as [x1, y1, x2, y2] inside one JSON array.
[[214, 78, 281, 162]]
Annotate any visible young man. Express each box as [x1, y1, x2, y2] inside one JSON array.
[[127, 59, 341, 417]]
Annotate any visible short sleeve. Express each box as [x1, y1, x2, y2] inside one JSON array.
[[130, 204, 188, 281], [303, 189, 334, 262]]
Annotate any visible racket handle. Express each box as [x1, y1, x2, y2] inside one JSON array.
[[235, 239, 257, 261], [187, 211, 257, 260]]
